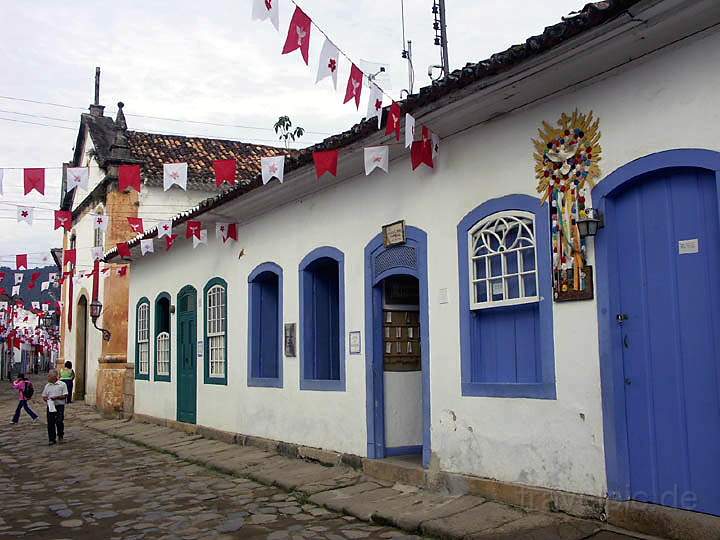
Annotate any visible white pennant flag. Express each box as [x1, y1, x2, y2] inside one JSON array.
[[41, 303, 49, 312], [432, 132, 440, 160], [91, 247, 104, 261], [366, 83, 383, 129], [91, 213, 109, 232], [405, 113, 416, 148], [0, 168, 3, 195], [157, 221, 173, 238], [261, 156, 285, 184], [216, 222, 228, 242], [17, 206, 33, 225], [11, 286, 20, 297], [163, 163, 188, 191], [364, 146, 389, 175], [41, 281, 49, 291], [31, 301, 40, 310], [252, 0, 279, 31], [192, 229, 208, 249], [39, 253, 50, 265], [140, 239, 154, 256], [14, 273, 23, 285], [316, 38, 340, 90], [66, 167, 89, 192], [49, 272, 57, 283]]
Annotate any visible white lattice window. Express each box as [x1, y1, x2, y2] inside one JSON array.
[[469, 211, 539, 309], [156, 332, 170, 376], [207, 285, 226, 378], [137, 303, 150, 375]]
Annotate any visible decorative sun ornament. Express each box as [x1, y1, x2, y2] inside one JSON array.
[[532, 110, 602, 300]]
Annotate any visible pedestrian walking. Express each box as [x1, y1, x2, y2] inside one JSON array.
[[10, 373, 38, 424], [42, 370, 68, 446], [59, 361, 75, 404]]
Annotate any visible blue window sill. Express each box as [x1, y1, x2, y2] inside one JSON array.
[[135, 373, 150, 381], [300, 378, 345, 392], [204, 376, 227, 386], [248, 376, 283, 388], [462, 381, 556, 399]]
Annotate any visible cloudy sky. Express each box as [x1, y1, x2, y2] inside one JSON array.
[[0, 0, 586, 268]]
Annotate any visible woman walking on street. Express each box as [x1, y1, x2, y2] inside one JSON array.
[[10, 373, 38, 424], [60, 361, 75, 404]]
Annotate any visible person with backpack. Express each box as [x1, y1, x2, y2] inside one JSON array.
[[10, 373, 38, 424], [60, 361, 75, 404]]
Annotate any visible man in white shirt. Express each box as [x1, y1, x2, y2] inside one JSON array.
[[42, 369, 68, 446]]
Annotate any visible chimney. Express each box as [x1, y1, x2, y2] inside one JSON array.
[[89, 66, 105, 117]]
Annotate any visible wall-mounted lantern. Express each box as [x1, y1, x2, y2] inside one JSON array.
[[90, 299, 111, 341], [576, 209, 604, 239]]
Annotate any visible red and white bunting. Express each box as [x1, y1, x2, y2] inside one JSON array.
[[282, 7, 312, 65], [364, 146, 389, 176], [432, 132, 440, 161], [411, 126, 434, 170], [192, 229, 208, 248], [23, 168, 45, 196], [261, 156, 285, 184], [163, 163, 188, 191], [117, 242, 132, 258], [165, 234, 179, 251], [316, 38, 340, 90], [252, 0, 279, 31], [157, 220, 173, 238], [405, 113, 416, 148], [186, 220, 202, 240], [54, 210, 72, 231], [16, 254, 27, 270], [11, 286, 20, 297], [213, 159, 236, 187], [313, 150, 339, 179], [127, 217, 144, 234], [17, 206, 33, 225], [91, 247, 104, 261], [343, 64, 363, 109], [386, 102, 401, 141], [41, 281, 49, 292], [119, 164, 142, 193], [366, 83, 383, 129], [66, 167, 89, 192], [14, 273, 23, 285], [140, 238, 154, 256], [91, 213, 109, 232], [215, 222, 238, 243]]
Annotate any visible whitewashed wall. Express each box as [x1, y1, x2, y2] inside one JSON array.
[[129, 31, 720, 497]]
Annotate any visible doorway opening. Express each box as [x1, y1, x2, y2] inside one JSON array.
[[75, 295, 88, 401]]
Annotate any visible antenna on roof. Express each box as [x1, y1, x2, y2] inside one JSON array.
[[400, 0, 414, 98], [94, 67, 101, 106]]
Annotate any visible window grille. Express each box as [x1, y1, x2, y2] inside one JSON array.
[[156, 332, 170, 376], [469, 211, 539, 309], [137, 303, 150, 375], [206, 285, 226, 378]]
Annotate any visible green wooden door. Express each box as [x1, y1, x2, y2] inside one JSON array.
[[177, 287, 197, 424]]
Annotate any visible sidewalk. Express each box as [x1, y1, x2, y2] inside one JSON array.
[[71, 405, 648, 540]]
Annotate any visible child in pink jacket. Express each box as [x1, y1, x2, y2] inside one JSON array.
[[11, 373, 38, 424]]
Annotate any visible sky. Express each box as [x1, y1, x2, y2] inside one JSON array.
[[0, 0, 587, 268]]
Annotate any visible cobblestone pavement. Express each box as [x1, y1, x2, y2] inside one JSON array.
[[0, 384, 421, 540]]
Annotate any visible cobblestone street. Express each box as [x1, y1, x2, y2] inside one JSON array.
[[0, 382, 421, 540]]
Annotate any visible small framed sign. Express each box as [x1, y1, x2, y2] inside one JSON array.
[[383, 220, 406, 247], [284, 323, 297, 357], [349, 331, 362, 354]]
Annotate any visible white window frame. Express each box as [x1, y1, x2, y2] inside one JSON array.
[[206, 285, 226, 378], [137, 303, 150, 375], [156, 331, 170, 376], [468, 210, 540, 310]]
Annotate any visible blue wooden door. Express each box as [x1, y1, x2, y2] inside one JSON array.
[[177, 288, 197, 424], [254, 274, 279, 378], [609, 167, 720, 515]]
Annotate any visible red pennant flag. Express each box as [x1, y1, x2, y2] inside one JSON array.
[[225, 223, 238, 242], [0, 272, 4, 281], [0, 288, 5, 295], [282, 7, 312, 65], [213, 160, 236, 187], [16, 254, 28, 270], [118, 266, 128, 277], [54, 210, 72, 231], [63, 249, 76, 267], [116, 242, 132, 258], [165, 234, 178, 251], [385, 102, 401, 141], [23, 168, 45, 195], [313, 150, 339, 179], [119, 164, 142, 192], [127, 217, 144, 234], [411, 127, 434, 170], [27, 282, 35, 290], [30, 272, 40, 283], [186, 220, 202, 239], [343, 64, 364, 109]]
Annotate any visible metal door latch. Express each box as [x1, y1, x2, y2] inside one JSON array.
[[616, 313, 629, 324]]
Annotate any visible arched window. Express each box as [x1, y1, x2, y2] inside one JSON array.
[[204, 278, 227, 385], [457, 195, 555, 399], [135, 298, 150, 380], [248, 263, 283, 388], [299, 247, 345, 391], [154, 293, 171, 382]]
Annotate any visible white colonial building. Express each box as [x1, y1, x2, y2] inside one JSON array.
[[107, 0, 720, 533]]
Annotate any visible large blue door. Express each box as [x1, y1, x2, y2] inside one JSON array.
[[609, 167, 720, 515]]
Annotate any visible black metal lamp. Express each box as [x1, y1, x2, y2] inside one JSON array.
[[576, 209, 604, 238], [90, 299, 111, 341]]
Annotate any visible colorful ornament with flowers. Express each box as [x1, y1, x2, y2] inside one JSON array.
[[532, 109, 601, 297]]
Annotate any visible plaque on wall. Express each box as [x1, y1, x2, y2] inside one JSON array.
[[382, 220, 406, 247], [284, 323, 297, 357], [349, 331, 361, 354]]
